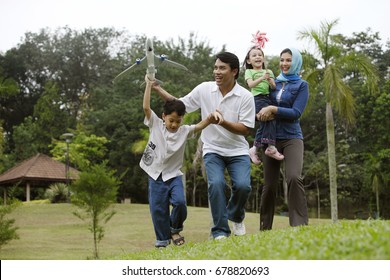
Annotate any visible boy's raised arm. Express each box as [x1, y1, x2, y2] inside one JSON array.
[[143, 75, 154, 120]]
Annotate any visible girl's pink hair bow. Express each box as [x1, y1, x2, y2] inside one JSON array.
[[251, 31, 269, 48]]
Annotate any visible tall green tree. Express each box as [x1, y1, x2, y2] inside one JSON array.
[[12, 116, 40, 161], [364, 149, 390, 218], [298, 19, 379, 222], [1, 27, 125, 154]]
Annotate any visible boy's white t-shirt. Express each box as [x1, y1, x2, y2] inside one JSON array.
[[139, 110, 196, 182]]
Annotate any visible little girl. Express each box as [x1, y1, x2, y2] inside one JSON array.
[[244, 45, 284, 164]]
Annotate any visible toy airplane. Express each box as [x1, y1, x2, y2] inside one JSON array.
[[113, 37, 188, 83]]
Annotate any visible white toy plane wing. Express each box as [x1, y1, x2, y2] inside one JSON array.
[[113, 57, 147, 82], [154, 54, 188, 71]]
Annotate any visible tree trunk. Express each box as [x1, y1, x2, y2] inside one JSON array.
[[326, 102, 338, 223], [376, 189, 380, 219], [316, 178, 320, 219], [373, 176, 380, 219], [192, 180, 197, 207], [93, 215, 99, 259], [192, 138, 204, 206]]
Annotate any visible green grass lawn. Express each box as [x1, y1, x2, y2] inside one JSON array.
[[1, 202, 389, 260], [123, 219, 390, 260]]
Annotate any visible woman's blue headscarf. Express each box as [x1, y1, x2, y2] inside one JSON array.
[[276, 48, 302, 82]]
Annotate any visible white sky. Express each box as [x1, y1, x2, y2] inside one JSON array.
[[1, 0, 389, 61]]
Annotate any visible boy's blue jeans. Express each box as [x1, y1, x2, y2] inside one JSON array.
[[148, 175, 187, 247], [203, 153, 251, 238]]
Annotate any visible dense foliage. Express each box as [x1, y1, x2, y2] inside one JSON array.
[[0, 25, 389, 218]]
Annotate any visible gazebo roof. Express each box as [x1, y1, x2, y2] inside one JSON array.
[[0, 153, 79, 186]]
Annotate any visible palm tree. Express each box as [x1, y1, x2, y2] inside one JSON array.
[[298, 19, 378, 222], [367, 153, 386, 219]]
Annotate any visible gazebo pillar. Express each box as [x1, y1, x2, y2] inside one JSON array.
[[3, 188, 7, 205], [26, 182, 31, 201]]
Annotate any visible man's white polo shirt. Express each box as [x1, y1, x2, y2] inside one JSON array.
[[180, 81, 255, 157]]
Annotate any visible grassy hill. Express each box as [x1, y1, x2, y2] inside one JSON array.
[[1, 202, 389, 260]]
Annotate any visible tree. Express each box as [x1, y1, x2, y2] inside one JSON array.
[[70, 161, 120, 259], [0, 200, 20, 250], [50, 131, 109, 171], [12, 116, 40, 161], [298, 19, 379, 222], [32, 82, 71, 150], [365, 150, 389, 219], [0, 43, 42, 139], [1, 27, 124, 156], [11, 82, 71, 159]]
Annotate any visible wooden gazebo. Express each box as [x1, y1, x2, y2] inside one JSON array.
[[0, 153, 79, 202]]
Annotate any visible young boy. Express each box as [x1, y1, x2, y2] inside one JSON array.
[[140, 75, 222, 247]]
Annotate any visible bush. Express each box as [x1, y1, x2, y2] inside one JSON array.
[[0, 199, 20, 249], [44, 183, 69, 203]]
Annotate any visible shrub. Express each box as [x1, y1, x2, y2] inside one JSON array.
[[0, 199, 20, 250], [44, 183, 69, 203]]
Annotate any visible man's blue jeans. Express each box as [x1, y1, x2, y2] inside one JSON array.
[[203, 153, 251, 238], [148, 175, 187, 247]]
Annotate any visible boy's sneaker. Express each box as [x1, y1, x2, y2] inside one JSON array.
[[265, 147, 284, 160], [249, 146, 261, 165], [232, 222, 246, 236]]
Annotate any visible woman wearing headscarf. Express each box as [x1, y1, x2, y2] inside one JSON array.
[[257, 48, 309, 230]]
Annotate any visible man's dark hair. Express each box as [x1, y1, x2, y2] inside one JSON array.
[[163, 99, 186, 116], [216, 51, 240, 80]]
